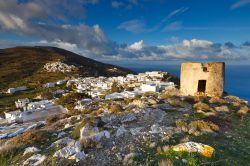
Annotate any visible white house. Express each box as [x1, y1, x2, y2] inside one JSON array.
[[7, 86, 28, 94], [105, 92, 124, 100], [140, 83, 159, 92], [15, 98, 30, 109], [4, 111, 22, 123], [43, 82, 55, 88], [7, 88, 16, 94], [56, 80, 67, 85], [26, 100, 54, 111]]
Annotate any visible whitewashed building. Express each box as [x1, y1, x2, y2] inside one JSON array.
[[15, 98, 30, 109], [140, 83, 159, 92]]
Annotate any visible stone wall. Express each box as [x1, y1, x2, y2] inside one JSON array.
[[180, 62, 225, 97]]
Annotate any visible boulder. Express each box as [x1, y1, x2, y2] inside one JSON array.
[[53, 141, 82, 159], [172, 142, 215, 158], [130, 127, 144, 135], [23, 147, 40, 156], [68, 151, 86, 162], [49, 137, 75, 148], [80, 124, 110, 142], [23, 154, 46, 166], [121, 113, 137, 123], [116, 125, 127, 137]]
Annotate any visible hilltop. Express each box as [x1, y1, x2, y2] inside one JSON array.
[[0, 46, 133, 90]]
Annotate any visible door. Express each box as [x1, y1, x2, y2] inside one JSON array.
[[198, 80, 206, 92]]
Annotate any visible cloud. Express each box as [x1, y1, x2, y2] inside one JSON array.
[[230, 0, 250, 10], [162, 7, 189, 22], [163, 21, 182, 31], [117, 19, 148, 33], [128, 40, 144, 50], [110, 0, 139, 9], [118, 7, 188, 33], [109, 39, 250, 61], [111, 1, 124, 8], [0, 0, 120, 55]]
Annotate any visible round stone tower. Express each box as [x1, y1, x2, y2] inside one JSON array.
[[180, 62, 225, 97]]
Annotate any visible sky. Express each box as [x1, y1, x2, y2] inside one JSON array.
[[0, 0, 250, 63]]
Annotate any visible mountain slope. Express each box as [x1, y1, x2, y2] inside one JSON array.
[[0, 46, 134, 89]]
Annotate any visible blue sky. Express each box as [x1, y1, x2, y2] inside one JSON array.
[[86, 0, 250, 45], [0, 0, 250, 62]]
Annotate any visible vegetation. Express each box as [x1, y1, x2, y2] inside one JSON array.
[[56, 92, 90, 110], [111, 81, 122, 93], [109, 103, 123, 113]]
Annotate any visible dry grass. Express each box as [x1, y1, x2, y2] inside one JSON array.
[[237, 106, 250, 119], [161, 88, 180, 98], [209, 97, 226, 104], [188, 120, 219, 132], [158, 159, 173, 166], [193, 102, 211, 111], [6, 129, 50, 146]]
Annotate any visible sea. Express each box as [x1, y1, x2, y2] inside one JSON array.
[[107, 61, 250, 103]]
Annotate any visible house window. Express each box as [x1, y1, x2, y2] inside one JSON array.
[[198, 80, 206, 93], [203, 67, 208, 72]]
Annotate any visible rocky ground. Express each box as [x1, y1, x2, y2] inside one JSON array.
[[0, 88, 249, 166]]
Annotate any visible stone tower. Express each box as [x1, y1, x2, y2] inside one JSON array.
[[180, 62, 225, 97]]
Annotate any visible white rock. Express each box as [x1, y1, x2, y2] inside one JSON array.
[[69, 151, 86, 162], [101, 113, 117, 124], [130, 127, 144, 135], [64, 123, 74, 129], [23, 154, 46, 166], [49, 137, 75, 148], [150, 124, 164, 134], [121, 113, 137, 123], [23, 147, 40, 156], [95, 130, 110, 141], [53, 141, 83, 159], [80, 124, 110, 142], [57, 132, 67, 138], [53, 146, 77, 158], [116, 126, 127, 137]]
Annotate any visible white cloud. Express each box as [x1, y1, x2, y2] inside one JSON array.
[[128, 40, 144, 50], [118, 19, 147, 33], [163, 21, 182, 32], [182, 39, 213, 48], [230, 0, 250, 10], [111, 1, 124, 8], [111, 39, 250, 61]]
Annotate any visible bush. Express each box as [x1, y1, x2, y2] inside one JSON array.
[[111, 81, 122, 93], [109, 103, 123, 113]]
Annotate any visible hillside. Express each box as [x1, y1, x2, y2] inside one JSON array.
[[0, 46, 133, 90]]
